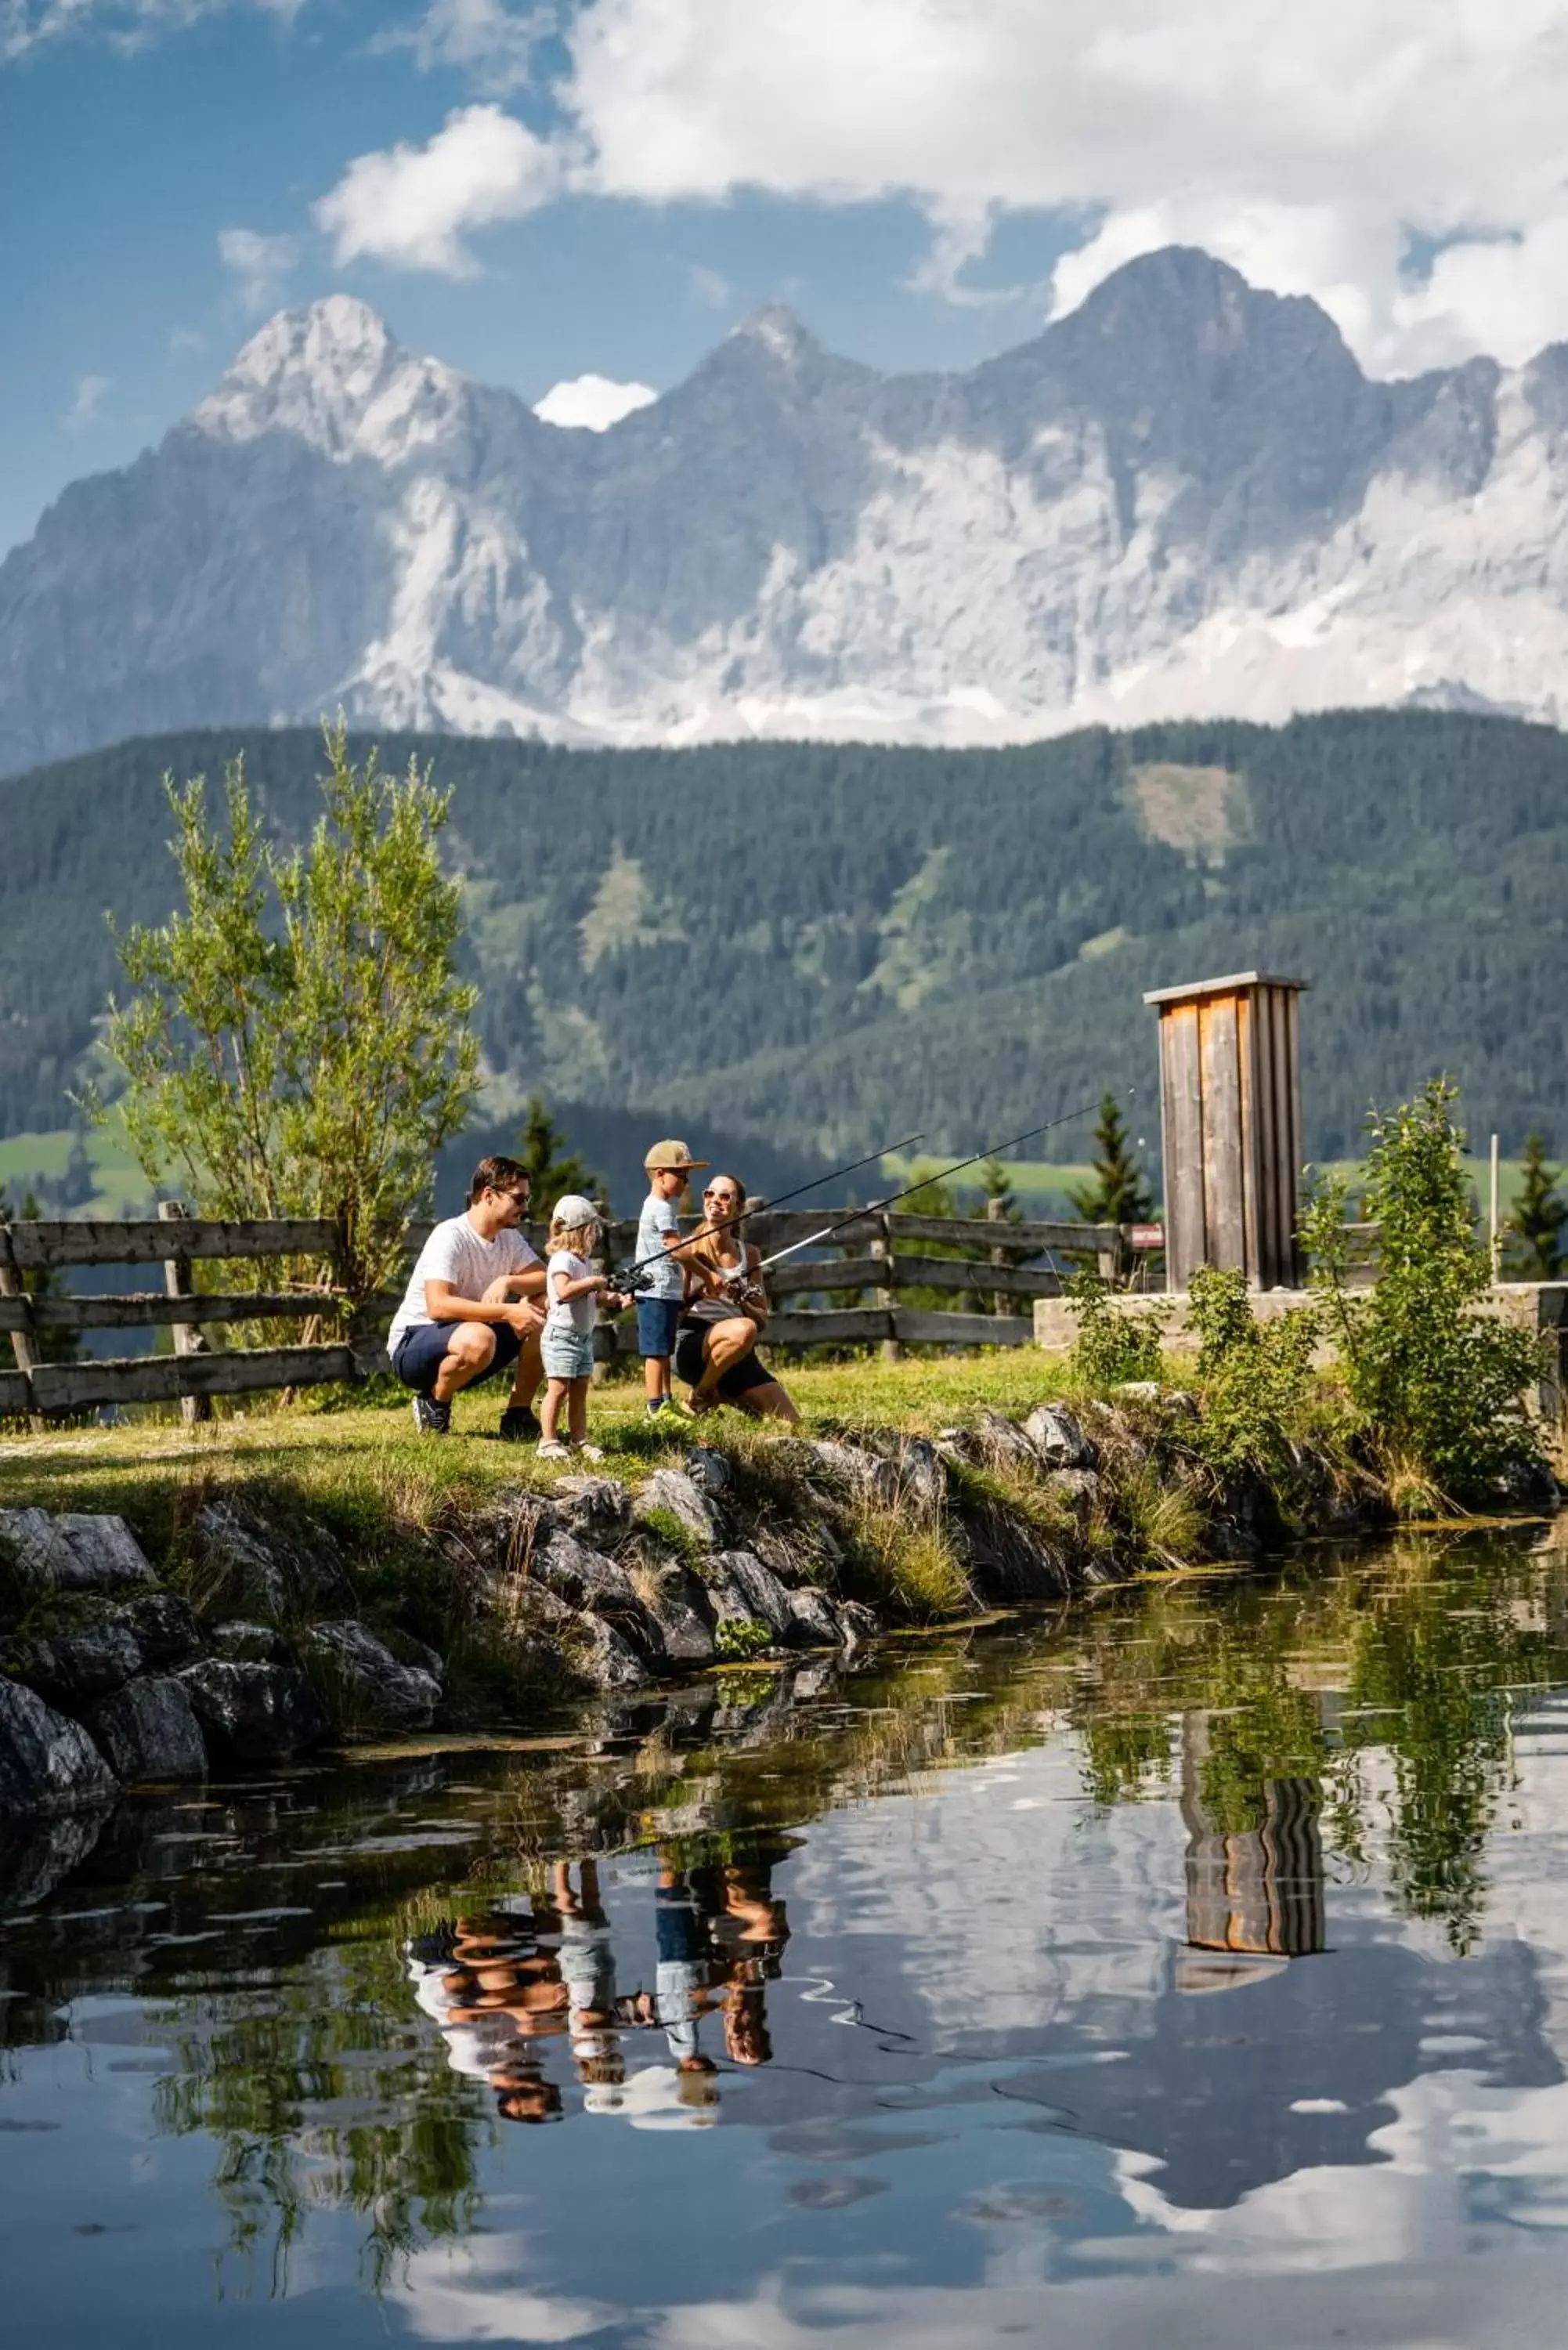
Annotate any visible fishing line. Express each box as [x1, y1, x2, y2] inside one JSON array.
[[612, 1131, 927, 1289]]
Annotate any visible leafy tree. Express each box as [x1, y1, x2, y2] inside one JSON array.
[[1302, 1079, 1545, 1504], [96, 723, 479, 1306], [1505, 1132, 1565, 1278], [1065, 1267, 1166, 1388], [516, 1095, 603, 1217]]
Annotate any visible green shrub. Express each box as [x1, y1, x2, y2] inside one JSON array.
[[1302, 1079, 1545, 1504], [716, 1614, 772, 1660], [1186, 1264, 1320, 1480], [1065, 1270, 1165, 1388]]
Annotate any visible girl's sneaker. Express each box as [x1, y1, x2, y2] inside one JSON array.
[[537, 1438, 572, 1460], [573, 1441, 605, 1462]]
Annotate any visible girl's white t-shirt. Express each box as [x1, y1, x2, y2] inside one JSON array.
[[546, 1249, 597, 1334]]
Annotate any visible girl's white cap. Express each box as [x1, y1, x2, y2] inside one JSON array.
[[552, 1193, 599, 1229]]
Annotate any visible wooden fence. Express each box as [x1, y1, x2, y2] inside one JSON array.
[[0, 1202, 1144, 1421]]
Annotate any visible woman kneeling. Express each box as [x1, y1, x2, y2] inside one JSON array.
[[676, 1173, 800, 1423]]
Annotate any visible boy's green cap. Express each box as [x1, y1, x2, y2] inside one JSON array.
[[644, 1138, 709, 1173]]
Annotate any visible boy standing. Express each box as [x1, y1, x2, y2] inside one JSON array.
[[634, 1139, 707, 1416]]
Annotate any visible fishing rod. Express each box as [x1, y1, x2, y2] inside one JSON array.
[[609, 1131, 928, 1294], [746, 1091, 1133, 1279]]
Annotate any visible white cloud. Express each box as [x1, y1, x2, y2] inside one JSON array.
[[533, 371, 656, 429], [370, 0, 551, 96], [535, 0, 1568, 374], [64, 372, 111, 428], [686, 262, 732, 310], [219, 225, 299, 313], [2, 0, 298, 63], [313, 103, 568, 276]]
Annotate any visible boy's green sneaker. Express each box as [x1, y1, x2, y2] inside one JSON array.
[[645, 1397, 672, 1419]]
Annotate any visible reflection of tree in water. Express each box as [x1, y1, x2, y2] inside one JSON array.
[[154, 1934, 487, 2296], [1071, 1528, 1567, 1954]]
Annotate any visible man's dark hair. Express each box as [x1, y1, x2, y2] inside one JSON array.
[[469, 1154, 532, 1204]]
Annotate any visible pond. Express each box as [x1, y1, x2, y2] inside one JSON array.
[[5, 1521, 1568, 2348]]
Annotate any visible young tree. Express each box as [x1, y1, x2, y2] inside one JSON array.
[[1506, 1133, 1565, 1278], [98, 722, 479, 1305], [1068, 1093, 1153, 1278], [517, 1096, 603, 1216]]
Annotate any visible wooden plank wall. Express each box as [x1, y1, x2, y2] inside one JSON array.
[[1156, 979, 1304, 1292]]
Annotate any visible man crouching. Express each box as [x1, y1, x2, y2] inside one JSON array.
[[388, 1155, 547, 1440]]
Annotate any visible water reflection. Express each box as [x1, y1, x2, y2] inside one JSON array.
[[5, 1521, 1568, 2346]]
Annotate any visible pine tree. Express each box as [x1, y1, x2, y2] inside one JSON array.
[[517, 1096, 603, 1216], [977, 1155, 1022, 1225], [1505, 1132, 1565, 1278], [1068, 1094, 1154, 1226]]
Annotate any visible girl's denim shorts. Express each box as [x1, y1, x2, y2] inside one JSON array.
[[542, 1327, 596, 1382]]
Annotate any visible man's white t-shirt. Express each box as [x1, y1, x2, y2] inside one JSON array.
[[388, 1213, 540, 1355]]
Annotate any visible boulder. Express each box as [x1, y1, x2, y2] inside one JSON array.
[[785, 1585, 842, 1648], [178, 1661, 328, 1761], [1024, 1405, 1097, 1470], [532, 1529, 637, 1613], [636, 1567, 717, 1667], [0, 1509, 155, 1595], [891, 1437, 947, 1518], [0, 1807, 107, 1907], [974, 1412, 1040, 1472], [710, 1550, 794, 1643], [193, 1501, 355, 1623], [571, 1614, 651, 1691], [12, 1619, 142, 1702], [211, 1620, 282, 1662], [833, 1600, 882, 1653], [1046, 1467, 1101, 1513], [90, 1676, 208, 1783], [299, 1621, 441, 1733], [633, 1469, 724, 1547], [684, 1446, 732, 1495], [114, 1589, 204, 1670], [806, 1439, 895, 1502], [555, 1477, 631, 1542], [962, 1500, 1071, 1605], [0, 1674, 117, 1811]]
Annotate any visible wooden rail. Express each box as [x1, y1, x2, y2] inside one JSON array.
[[0, 1202, 1149, 1421]]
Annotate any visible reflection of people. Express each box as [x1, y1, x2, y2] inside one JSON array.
[[676, 1173, 800, 1422], [490, 2055, 563, 2124], [388, 1156, 547, 1441], [714, 1849, 791, 2066], [406, 1907, 573, 2121], [655, 1856, 717, 2066], [554, 1860, 622, 2084]]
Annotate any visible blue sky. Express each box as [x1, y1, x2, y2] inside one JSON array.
[[5, 0, 1568, 561]]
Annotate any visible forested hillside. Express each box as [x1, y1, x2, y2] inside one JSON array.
[[2, 708, 1563, 1167]]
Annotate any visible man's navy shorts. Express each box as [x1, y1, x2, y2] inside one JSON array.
[[636, 1297, 683, 1358], [392, 1320, 521, 1395]]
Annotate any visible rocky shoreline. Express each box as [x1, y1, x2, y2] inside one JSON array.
[[0, 1396, 1404, 1820]]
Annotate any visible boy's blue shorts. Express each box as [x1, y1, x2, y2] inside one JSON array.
[[636, 1297, 683, 1358]]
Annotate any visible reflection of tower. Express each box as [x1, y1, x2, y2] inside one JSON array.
[[1177, 1712, 1325, 1992]]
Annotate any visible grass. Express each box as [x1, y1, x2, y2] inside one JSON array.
[[0, 1115, 151, 1218]]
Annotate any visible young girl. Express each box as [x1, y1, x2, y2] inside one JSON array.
[[539, 1195, 627, 1459]]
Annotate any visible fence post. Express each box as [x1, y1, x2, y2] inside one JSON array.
[[161, 1198, 212, 1425], [986, 1196, 1009, 1318], [872, 1209, 901, 1361], [0, 1220, 45, 1434]]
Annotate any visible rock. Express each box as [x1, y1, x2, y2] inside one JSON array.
[[555, 1477, 631, 1542], [299, 1621, 440, 1733], [684, 1446, 732, 1495], [12, 1619, 143, 1702], [633, 1469, 724, 1547], [1113, 1380, 1165, 1404], [193, 1501, 355, 1623], [211, 1620, 282, 1663], [571, 1614, 651, 1691], [832, 1600, 881, 1653], [0, 1509, 155, 1595], [178, 1661, 328, 1760], [710, 1550, 794, 1642], [974, 1412, 1039, 1472], [533, 1529, 637, 1613], [636, 1567, 717, 1666], [784, 1585, 841, 1648], [962, 1500, 1070, 1605], [0, 1674, 117, 1811], [1046, 1467, 1101, 1513], [90, 1676, 208, 1783], [891, 1437, 947, 1517], [1024, 1405, 1097, 1469], [114, 1589, 204, 1669], [807, 1439, 895, 1502], [1496, 1459, 1561, 1513], [0, 1808, 106, 1907]]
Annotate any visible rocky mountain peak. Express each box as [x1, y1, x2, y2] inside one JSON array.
[[728, 302, 821, 366], [193, 294, 472, 466]]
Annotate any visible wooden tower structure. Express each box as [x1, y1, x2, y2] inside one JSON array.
[[1144, 971, 1308, 1293]]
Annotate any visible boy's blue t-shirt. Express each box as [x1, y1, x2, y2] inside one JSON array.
[[636, 1191, 684, 1298]]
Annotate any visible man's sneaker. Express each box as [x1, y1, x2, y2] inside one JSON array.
[[411, 1394, 451, 1437], [497, 1405, 541, 1444]]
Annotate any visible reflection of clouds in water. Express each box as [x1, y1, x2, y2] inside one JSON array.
[[399, 2240, 616, 2340], [790, 1736, 1185, 2034]]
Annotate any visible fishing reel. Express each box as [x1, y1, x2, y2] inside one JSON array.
[[609, 1262, 656, 1297]]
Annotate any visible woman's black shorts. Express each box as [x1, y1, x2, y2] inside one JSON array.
[[674, 1317, 775, 1398]]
